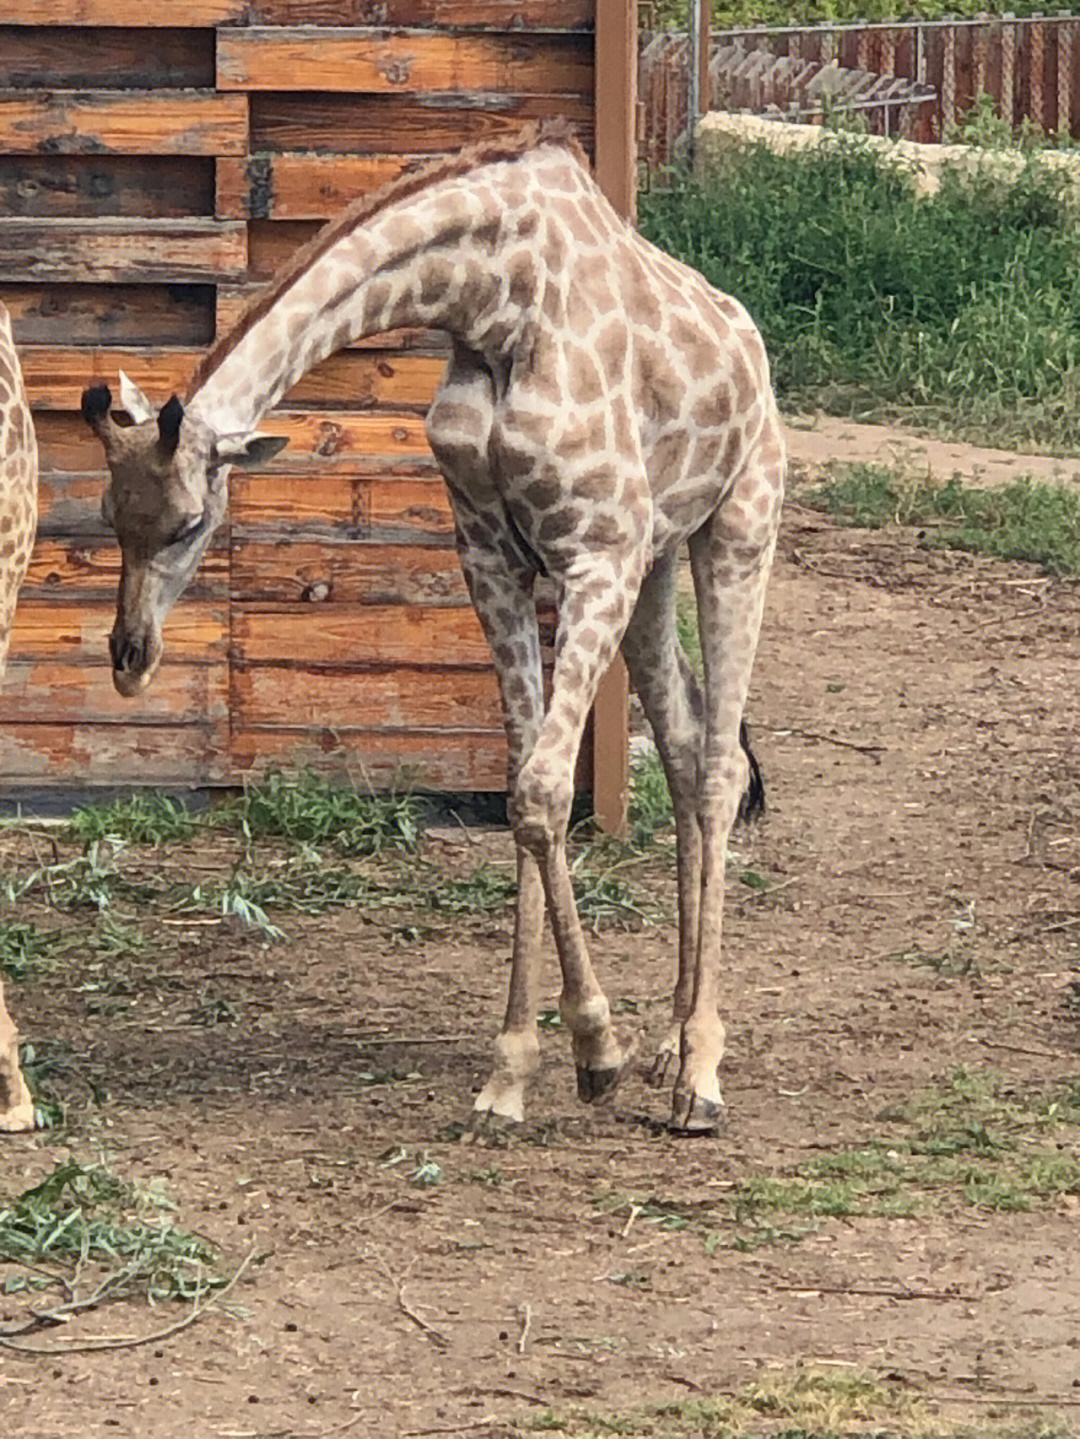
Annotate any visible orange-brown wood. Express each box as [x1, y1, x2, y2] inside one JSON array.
[[229, 726, 510, 792], [249, 92, 594, 157], [20, 347, 445, 411], [590, 0, 637, 835], [231, 663, 506, 732], [230, 473, 455, 533], [0, 219, 247, 285], [217, 28, 593, 96], [0, 724, 232, 790], [0, 658, 228, 725], [0, 92, 248, 156], [233, 604, 494, 668], [246, 1, 593, 26], [216, 153, 410, 221], [2, 1, 246, 23], [230, 543, 468, 608], [9, 598, 228, 656], [18, 542, 229, 598]]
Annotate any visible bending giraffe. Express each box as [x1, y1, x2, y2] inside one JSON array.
[[0, 301, 38, 1132], [81, 123, 784, 1133]]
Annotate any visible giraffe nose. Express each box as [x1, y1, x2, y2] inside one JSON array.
[[109, 632, 144, 674]]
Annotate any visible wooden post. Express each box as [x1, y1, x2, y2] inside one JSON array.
[[591, 0, 636, 836]]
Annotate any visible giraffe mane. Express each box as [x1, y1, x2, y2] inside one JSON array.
[[186, 119, 588, 401]]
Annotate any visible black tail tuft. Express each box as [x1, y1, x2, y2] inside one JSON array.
[[737, 719, 765, 824]]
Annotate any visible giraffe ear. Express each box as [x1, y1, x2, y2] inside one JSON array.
[[118, 370, 156, 424], [211, 432, 289, 471]]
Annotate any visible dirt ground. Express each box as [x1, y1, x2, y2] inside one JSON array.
[[3, 423, 1080, 1438]]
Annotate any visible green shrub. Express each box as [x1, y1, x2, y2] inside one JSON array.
[[640, 140, 1080, 448]]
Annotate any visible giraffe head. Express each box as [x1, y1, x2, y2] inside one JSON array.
[[82, 375, 287, 697]]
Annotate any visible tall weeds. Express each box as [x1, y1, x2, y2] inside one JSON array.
[[640, 139, 1080, 449]]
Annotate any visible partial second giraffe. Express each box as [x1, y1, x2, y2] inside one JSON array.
[[0, 300, 39, 1133], [81, 122, 785, 1134]]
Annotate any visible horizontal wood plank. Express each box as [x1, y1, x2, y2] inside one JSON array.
[[0, 27, 214, 89], [231, 661, 505, 731], [0, 723, 231, 790], [0, 155, 214, 221], [5, 283, 215, 348], [245, 2, 593, 27], [257, 410, 435, 468], [8, 598, 228, 658], [234, 604, 492, 667], [249, 91, 593, 155], [0, 219, 247, 284], [20, 540, 229, 600], [0, 1, 246, 24], [217, 29, 593, 96], [19, 346, 445, 411], [0, 91, 248, 157], [216, 152, 408, 221], [0, 658, 228, 725], [229, 726, 509, 792], [230, 473, 455, 539], [230, 541, 466, 607]]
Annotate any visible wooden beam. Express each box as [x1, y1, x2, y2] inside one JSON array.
[[591, 0, 637, 837], [0, 218, 247, 284], [217, 28, 593, 96], [0, 92, 248, 157]]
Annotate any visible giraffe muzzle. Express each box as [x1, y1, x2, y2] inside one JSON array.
[[109, 629, 159, 696]]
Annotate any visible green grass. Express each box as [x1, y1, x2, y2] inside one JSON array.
[[521, 1363, 1061, 1438], [803, 465, 1080, 577], [0, 1156, 226, 1310], [640, 142, 1080, 450], [594, 1069, 1080, 1255], [0, 920, 74, 981]]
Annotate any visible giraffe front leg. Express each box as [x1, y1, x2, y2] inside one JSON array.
[[0, 980, 34, 1133], [512, 556, 645, 1106]]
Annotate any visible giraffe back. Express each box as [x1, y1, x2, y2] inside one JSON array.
[[0, 302, 38, 674]]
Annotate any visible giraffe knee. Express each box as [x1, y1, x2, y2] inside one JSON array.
[[510, 761, 573, 856]]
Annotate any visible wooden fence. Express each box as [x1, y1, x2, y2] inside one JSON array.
[[1, 1, 632, 802], [641, 12, 1080, 168]]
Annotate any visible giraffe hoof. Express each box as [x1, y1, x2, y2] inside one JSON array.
[[0, 1102, 36, 1134], [576, 1064, 624, 1104], [669, 1089, 725, 1136], [461, 1109, 521, 1145]]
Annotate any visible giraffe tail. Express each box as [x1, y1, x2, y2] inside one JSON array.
[[737, 719, 766, 824]]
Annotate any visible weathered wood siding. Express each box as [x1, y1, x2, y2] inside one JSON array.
[[0, 0, 603, 794]]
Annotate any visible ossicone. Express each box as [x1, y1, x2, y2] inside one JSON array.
[[158, 395, 184, 454]]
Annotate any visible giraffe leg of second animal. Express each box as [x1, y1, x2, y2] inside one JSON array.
[[669, 450, 782, 1133], [0, 980, 34, 1132], [620, 553, 704, 1093]]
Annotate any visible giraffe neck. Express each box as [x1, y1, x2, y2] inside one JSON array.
[[188, 177, 521, 435]]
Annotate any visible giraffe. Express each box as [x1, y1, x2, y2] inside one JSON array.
[[0, 300, 39, 1133], [81, 122, 784, 1133]]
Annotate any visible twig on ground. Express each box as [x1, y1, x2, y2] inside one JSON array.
[[516, 1301, 531, 1355], [396, 1280, 450, 1350], [770, 727, 886, 758], [0, 1247, 257, 1357]]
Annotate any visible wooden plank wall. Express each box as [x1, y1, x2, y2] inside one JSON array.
[[0, 0, 597, 794]]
